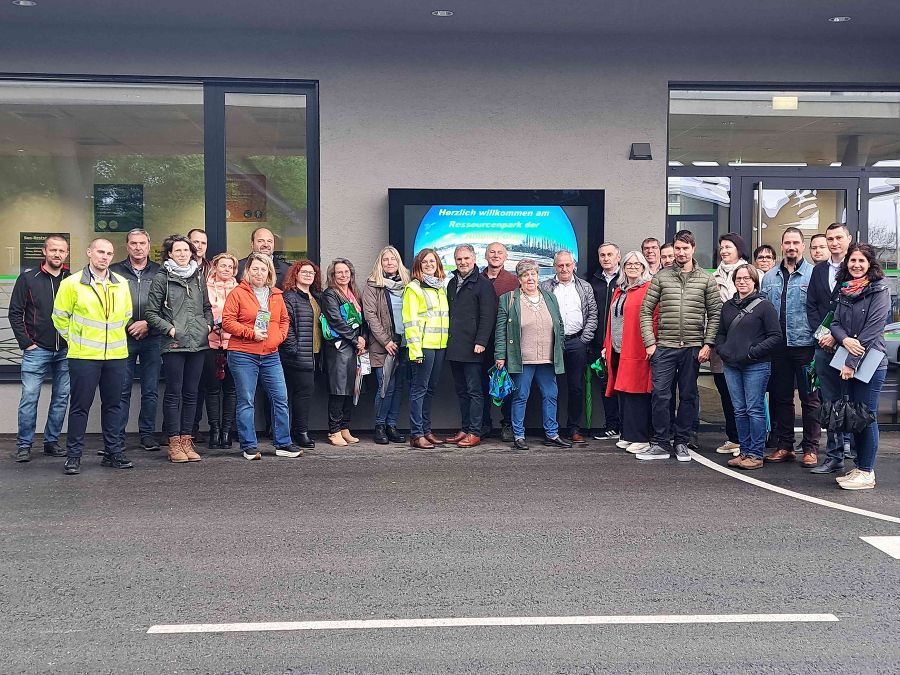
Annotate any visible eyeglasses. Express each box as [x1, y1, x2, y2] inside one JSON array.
[[623, 262, 643, 268], [298, 269, 316, 276], [755, 255, 774, 261], [734, 276, 754, 283]]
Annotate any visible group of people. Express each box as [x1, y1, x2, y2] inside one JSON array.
[[10, 223, 891, 490]]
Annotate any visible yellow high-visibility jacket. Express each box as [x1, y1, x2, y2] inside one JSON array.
[[402, 279, 449, 360], [52, 266, 132, 360]]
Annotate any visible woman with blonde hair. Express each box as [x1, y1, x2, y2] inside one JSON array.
[[322, 258, 367, 446], [362, 246, 411, 445], [203, 252, 239, 449], [403, 248, 449, 449]]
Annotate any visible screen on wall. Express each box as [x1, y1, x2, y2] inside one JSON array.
[[389, 189, 604, 278]]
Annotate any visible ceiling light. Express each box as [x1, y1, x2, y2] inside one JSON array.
[[692, 161, 719, 167], [12, 0, 37, 5], [668, 160, 684, 166], [728, 161, 807, 167], [432, 10, 453, 17], [873, 160, 900, 167], [828, 16, 852, 23], [772, 96, 798, 110], [830, 162, 843, 167]]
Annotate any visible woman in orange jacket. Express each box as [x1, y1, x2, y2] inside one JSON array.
[[221, 252, 300, 460]]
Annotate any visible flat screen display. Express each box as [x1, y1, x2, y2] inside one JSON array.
[[389, 189, 604, 279]]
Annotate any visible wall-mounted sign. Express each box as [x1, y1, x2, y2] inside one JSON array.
[[94, 184, 144, 232], [20, 232, 70, 273], [226, 174, 267, 222]]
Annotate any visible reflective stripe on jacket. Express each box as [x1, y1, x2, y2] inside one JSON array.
[[402, 280, 449, 360], [51, 266, 132, 360]]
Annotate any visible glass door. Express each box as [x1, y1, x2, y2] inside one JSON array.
[[739, 177, 860, 255]]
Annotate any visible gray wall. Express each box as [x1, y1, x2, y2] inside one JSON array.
[[0, 26, 897, 432]]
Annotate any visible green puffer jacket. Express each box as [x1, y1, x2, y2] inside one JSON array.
[[145, 267, 214, 353], [639, 260, 722, 349]]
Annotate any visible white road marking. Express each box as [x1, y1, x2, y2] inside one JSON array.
[[147, 613, 838, 634], [689, 451, 900, 525], [860, 536, 900, 559]]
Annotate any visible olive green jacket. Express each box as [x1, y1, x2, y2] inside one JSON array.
[[145, 268, 214, 353], [639, 260, 722, 349], [494, 288, 566, 374]]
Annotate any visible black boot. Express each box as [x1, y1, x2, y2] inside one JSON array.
[[208, 424, 221, 450], [386, 426, 407, 443], [295, 431, 315, 449], [374, 424, 389, 445], [220, 429, 233, 449]]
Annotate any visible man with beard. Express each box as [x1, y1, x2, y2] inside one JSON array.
[[10, 235, 71, 462], [237, 227, 291, 290]]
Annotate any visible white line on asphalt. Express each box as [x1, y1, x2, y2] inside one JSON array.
[[860, 536, 900, 559], [690, 451, 900, 525], [147, 613, 838, 634]]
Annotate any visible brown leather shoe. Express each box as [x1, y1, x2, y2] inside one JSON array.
[[801, 451, 818, 467], [182, 435, 202, 462], [168, 436, 189, 463], [569, 432, 586, 444], [424, 432, 445, 446], [411, 436, 435, 449], [444, 431, 466, 444], [727, 454, 747, 467], [457, 434, 481, 448], [764, 448, 796, 463], [737, 456, 764, 470]]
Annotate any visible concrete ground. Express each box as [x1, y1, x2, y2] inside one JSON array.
[[2, 431, 898, 674]]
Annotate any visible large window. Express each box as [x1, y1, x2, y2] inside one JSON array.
[[0, 77, 318, 370]]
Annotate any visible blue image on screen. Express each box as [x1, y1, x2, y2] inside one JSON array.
[[413, 205, 579, 277]]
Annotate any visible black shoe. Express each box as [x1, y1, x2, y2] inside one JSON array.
[[810, 458, 845, 474], [140, 435, 160, 451], [386, 426, 407, 444], [543, 435, 573, 448], [220, 430, 233, 449], [501, 424, 514, 443], [15, 447, 31, 462], [294, 432, 315, 449], [843, 448, 856, 460], [480, 426, 493, 439], [373, 424, 389, 445], [43, 442, 65, 457], [512, 438, 529, 451], [97, 449, 106, 456], [63, 457, 80, 475], [102, 453, 134, 469], [208, 425, 221, 450]]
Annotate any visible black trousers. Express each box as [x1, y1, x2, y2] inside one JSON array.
[[562, 336, 588, 433], [450, 360, 484, 435], [769, 345, 821, 452], [66, 358, 127, 458], [620, 392, 651, 443], [203, 349, 236, 431], [650, 346, 701, 447], [712, 372, 738, 443], [328, 394, 353, 434], [162, 351, 206, 436], [285, 367, 315, 435]]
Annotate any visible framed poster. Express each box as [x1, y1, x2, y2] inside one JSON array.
[[226, 174, 267, 222], [94, 184, 144, 232]]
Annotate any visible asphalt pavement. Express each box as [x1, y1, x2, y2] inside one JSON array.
[[2, 432, 899, 674]]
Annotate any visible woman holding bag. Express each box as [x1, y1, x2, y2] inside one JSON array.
[[321, 258, 366, 447], [830, 244, 891, 491]]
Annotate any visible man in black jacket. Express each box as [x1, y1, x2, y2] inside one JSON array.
[[237, 227, 291, 290], [445, 244, 498, 448], [10, 235, 71, 462], [110, 228, 162, 451], [806, 222, 853, 474], [588, 242, 621, 439]]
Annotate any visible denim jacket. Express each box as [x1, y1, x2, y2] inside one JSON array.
[[760, 259, 813, 347]]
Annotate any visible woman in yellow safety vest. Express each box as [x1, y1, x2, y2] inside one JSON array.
[[403, 248, 449, 449]]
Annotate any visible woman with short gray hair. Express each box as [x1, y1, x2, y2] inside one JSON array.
[[494, 259, 570, 450]]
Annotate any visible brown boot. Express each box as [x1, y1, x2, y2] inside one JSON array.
[[182, 435, 202, 462], [168, 436, 189, 463], [329, 432, 348, 447], [340, 429, 360, 444]]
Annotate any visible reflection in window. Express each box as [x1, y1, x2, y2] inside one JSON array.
[[667, 176, 730, 268], [869, 178, 900, 271], [755, 188, 849, 255]]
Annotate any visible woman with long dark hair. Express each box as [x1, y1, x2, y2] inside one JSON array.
[[280, 259, 323, 449], [145, 235, 213, 463], [321, 258, 366, 446], [830, 244, 891, 490]]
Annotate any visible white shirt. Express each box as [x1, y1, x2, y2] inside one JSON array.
[[553, 277, 584, 336], [602, 267, 619, 284], [828, 257, 843, 292]]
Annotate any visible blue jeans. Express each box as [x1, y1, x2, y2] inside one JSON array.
[[846, 367, 886, 472], [511, 364, 559, 439], [17, 346, 70, 449], [815, 347, 852, 460], [227, 351, 291, 450], [723, 362, 771, 459], [119, 335, 162, 438], [409, 348, 445, 437], [373, 353, 407, 427]]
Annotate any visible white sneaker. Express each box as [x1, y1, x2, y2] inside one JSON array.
[[716, 441, 740, 454], [625, 442, 650, 454], [275, 446, 303, 458], [836, 468, 861, 483], [838, 469, 875, 490], [243, 450, 262, 460], [616, 439, 631, 449]]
